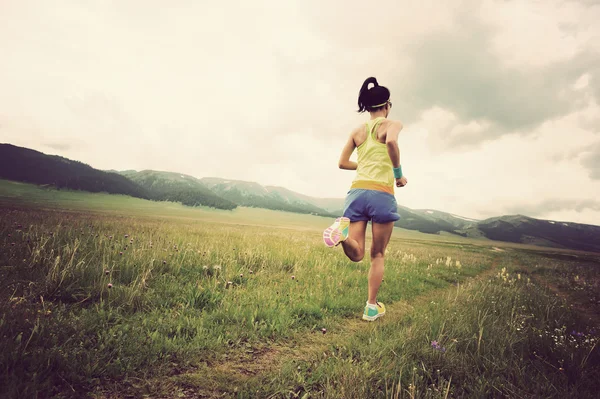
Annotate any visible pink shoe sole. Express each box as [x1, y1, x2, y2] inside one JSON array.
[[323, 217, 350, 247]]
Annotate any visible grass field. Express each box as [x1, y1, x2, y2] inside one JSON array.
[[1, 180, 599, 398]]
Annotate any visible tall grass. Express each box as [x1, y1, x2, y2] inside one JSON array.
[[0, 207, 485, 398], [1, 207, 598, 398], [258, 260, 599, 398]]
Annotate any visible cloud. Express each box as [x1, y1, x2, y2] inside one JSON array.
[[1, 0, 600, 226], [592, 74, 600, 112], [391, 15, 598, 148], [44, 142, 71, 151], [580, 141, 600, 179], [297, 0, 600, 150], [502, 198, 600, 218]]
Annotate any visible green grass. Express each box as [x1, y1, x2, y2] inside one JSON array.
[[255, 259, 599, 398], [0, 181, 599, 398], [0, 179, 334, 230], [0, 178, 487, 244]]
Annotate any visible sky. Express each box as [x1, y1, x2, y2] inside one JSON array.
[[1, 0, 599, 225]]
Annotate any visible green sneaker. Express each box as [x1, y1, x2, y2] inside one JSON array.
[[362, 302, 386, 322]]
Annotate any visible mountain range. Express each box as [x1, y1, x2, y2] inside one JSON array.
[[2, 143, 599, 253]]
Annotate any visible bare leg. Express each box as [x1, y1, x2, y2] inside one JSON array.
[[341, 221, 367, 262], [368, 222, 394, 304]]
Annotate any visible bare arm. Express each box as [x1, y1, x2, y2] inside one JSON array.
[[386, 121, 408, 187], [338, 133, 358, 170], [385, 121, 403, 167]]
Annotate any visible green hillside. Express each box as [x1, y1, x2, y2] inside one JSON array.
[[2, 144, 598, 253], [0, 144, 149, 198], [119, 170, 237, 210], [200, 177, 336, 217]]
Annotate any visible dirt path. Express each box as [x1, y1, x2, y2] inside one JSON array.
[[130, 259, 503, 398]]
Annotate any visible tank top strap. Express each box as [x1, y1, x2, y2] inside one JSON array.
[[366, 117, 385, 142]]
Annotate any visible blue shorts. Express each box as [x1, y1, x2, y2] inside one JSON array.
[[342, 189, 401, 224]]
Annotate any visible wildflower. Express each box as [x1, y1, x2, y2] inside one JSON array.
[[431, 341, 446, 352], [291, 275, 296, 280], [239, 274, 243, 278], [107, 283, 113, 288], [322, 328, 327, 334]]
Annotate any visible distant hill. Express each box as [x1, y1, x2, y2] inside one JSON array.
[[2, 143, 598, 252], [0, 145, 236, 210], [393, 206, 472, 234], [394, 207, 600, 252], [411, 208, 479, 230], [200, 177, 335, 217], [473, 215, 600, 252], [394, 208, 600, 252], [119, 170, 237, 210], [265, 186, 345, 214], [0, 144, 150, 198]]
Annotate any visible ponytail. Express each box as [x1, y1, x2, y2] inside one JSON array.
[[357, 77, 390, 113]]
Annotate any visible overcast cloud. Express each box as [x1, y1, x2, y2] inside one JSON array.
[[1, 0, 599, 225]]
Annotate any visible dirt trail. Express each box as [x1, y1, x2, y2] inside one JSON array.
[[136, 259, 503, 398]]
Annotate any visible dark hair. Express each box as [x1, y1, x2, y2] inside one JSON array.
[[357, 77, 390, 113]]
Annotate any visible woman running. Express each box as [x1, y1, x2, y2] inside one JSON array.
[[323, 76, 407, 322]]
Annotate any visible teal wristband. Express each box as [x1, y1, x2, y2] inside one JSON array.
[[393, 166, 403, 179]]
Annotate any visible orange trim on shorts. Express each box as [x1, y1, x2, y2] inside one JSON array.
[[350, 180, 394, 195]]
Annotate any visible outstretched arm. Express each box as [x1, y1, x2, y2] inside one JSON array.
[[338, 134, 358, 170]]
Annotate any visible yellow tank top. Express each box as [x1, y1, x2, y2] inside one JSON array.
[[350, 117, 394, 194]]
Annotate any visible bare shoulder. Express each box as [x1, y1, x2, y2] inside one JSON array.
[[350, 123, 366, 138], [350, 123, 368, 146], [387, 119, 403, 131], [354, 123, 367, 133], [384, 119, 403, 143]]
